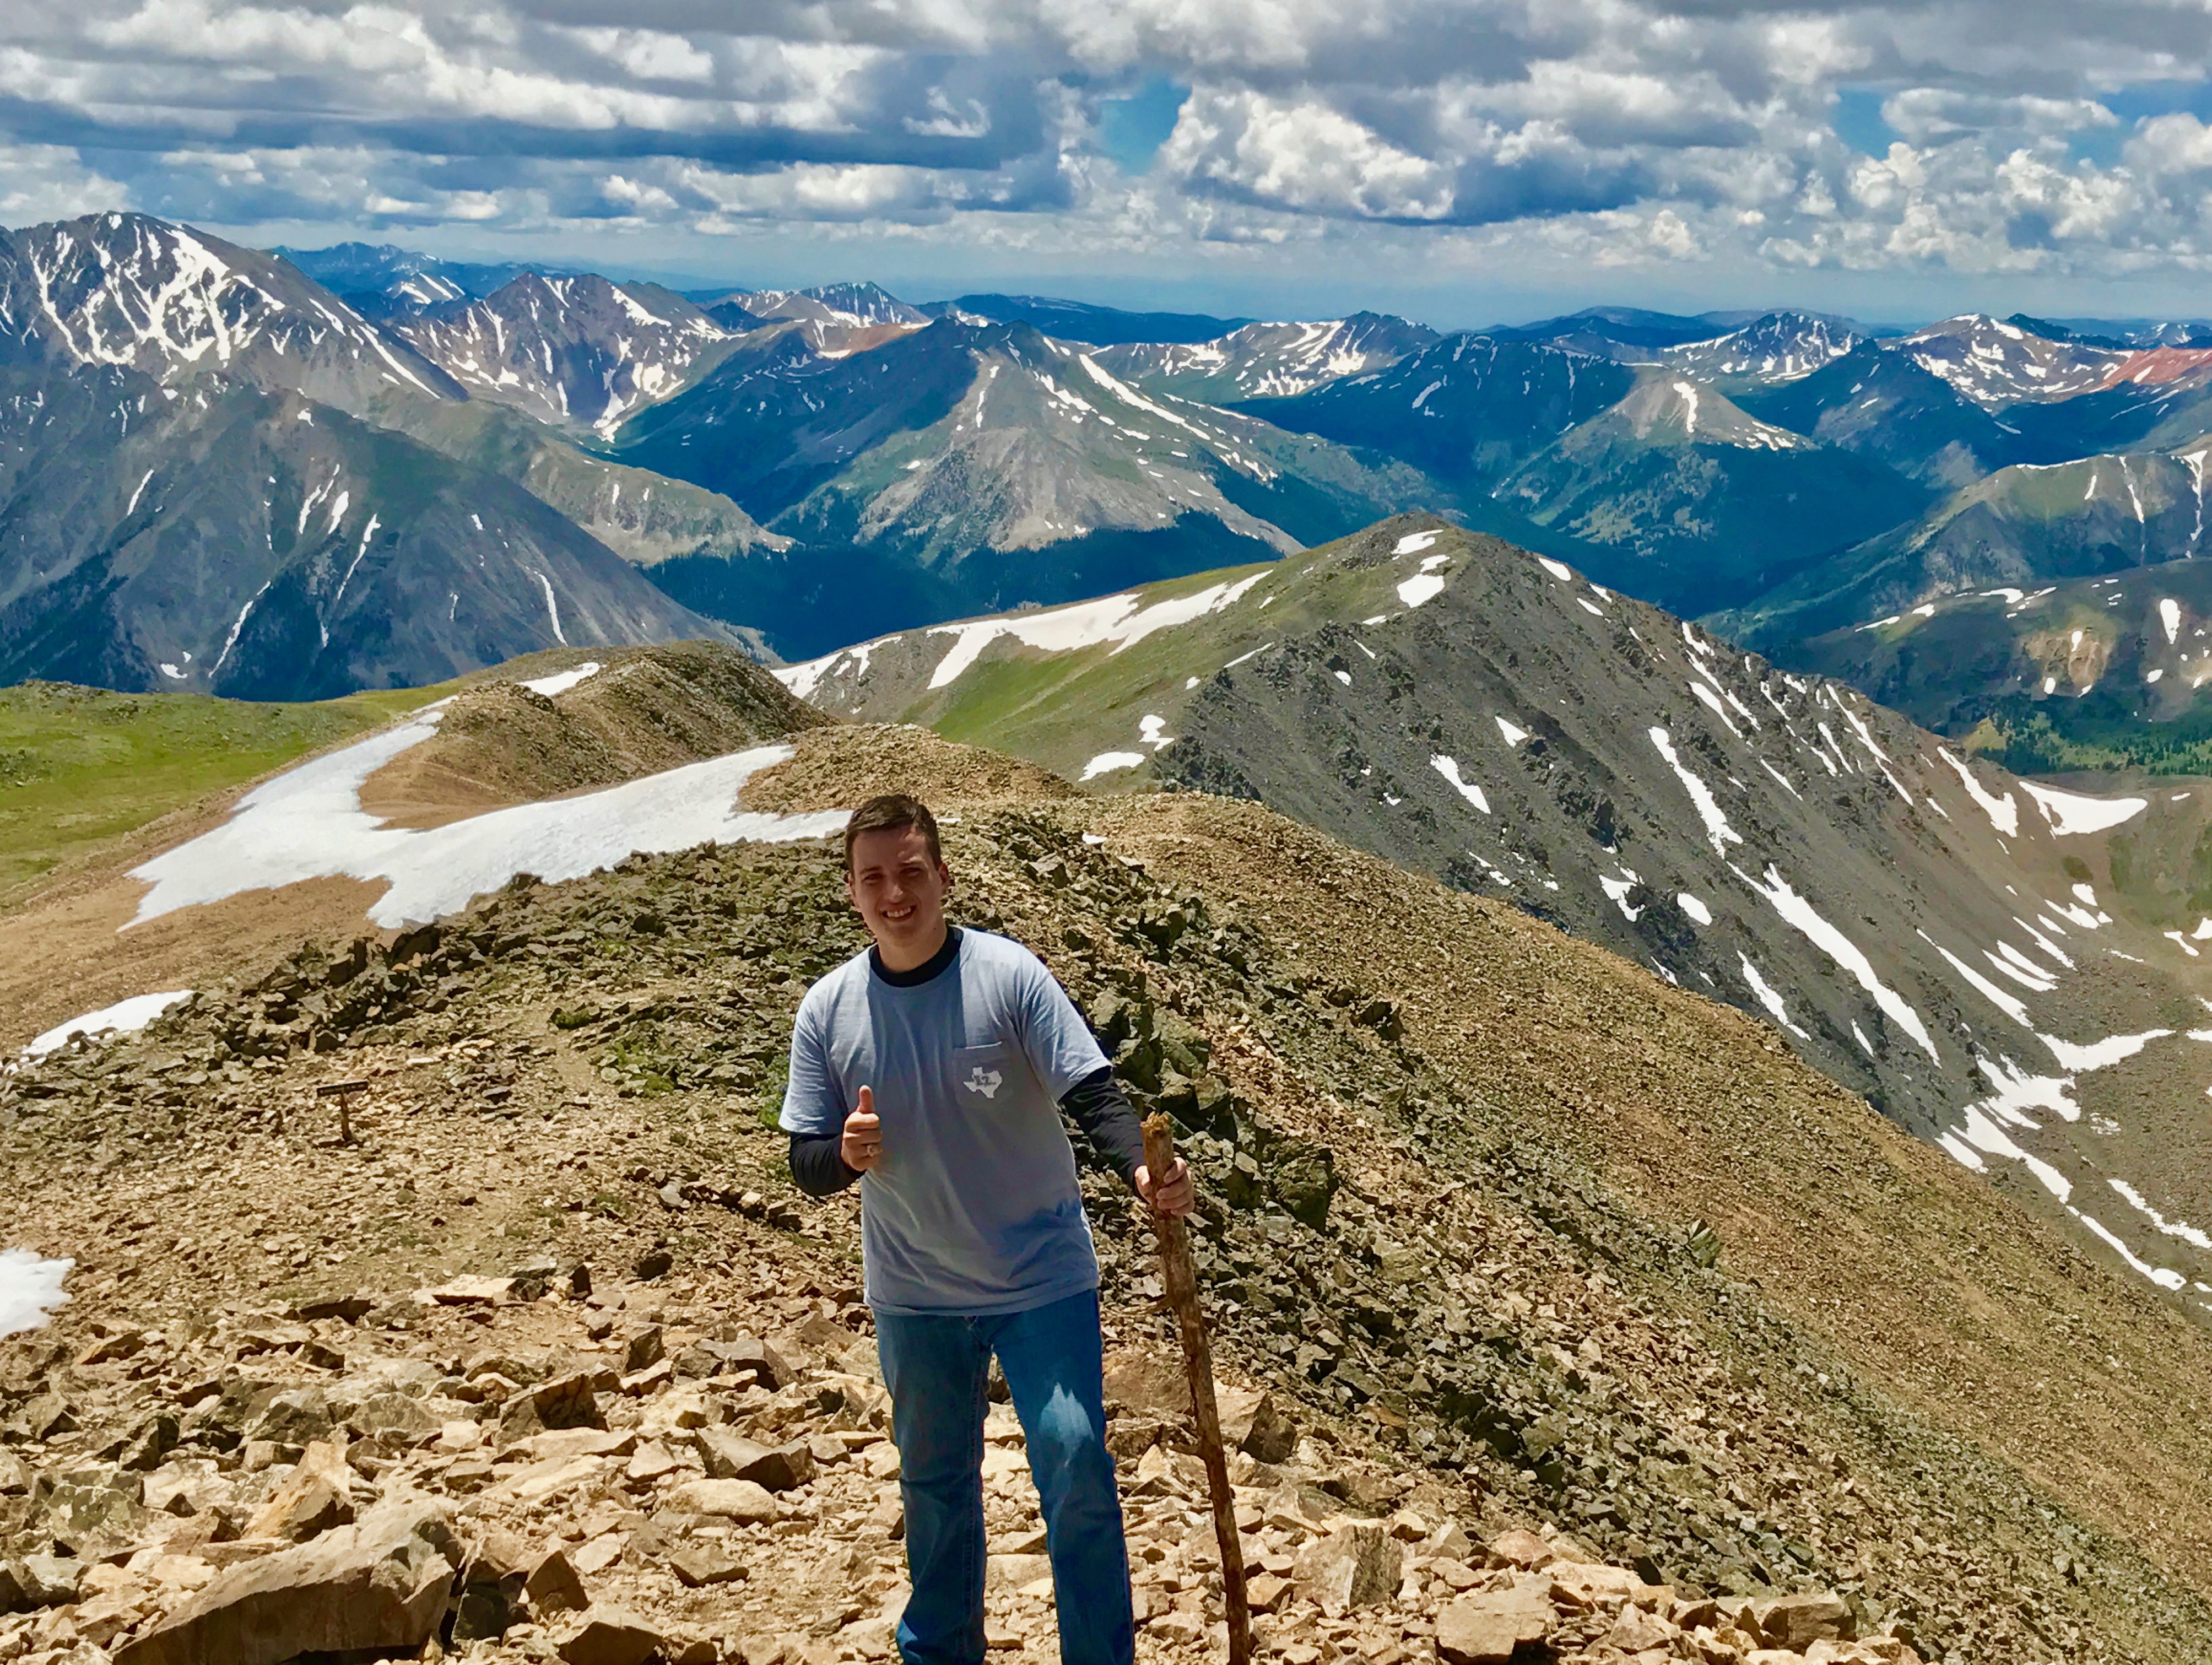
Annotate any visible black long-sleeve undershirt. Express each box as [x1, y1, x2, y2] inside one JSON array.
[[787, 1063, 1145, 1199]]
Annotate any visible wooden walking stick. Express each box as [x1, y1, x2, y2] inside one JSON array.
[[1141, 1113, 1251, 1665]]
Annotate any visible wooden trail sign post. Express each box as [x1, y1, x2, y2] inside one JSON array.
[[1141, 1112, 1251, 1665], [315, 1079, 370, 1144]]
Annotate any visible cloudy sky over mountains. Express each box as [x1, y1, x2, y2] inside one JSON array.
[[9, 0, 2212, 321]]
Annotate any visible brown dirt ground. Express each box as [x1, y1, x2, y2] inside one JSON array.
[[740, 723, 1077, 815], [17, 686, 2212, 1636], [1074, 792, 2212, 1605], [0, 877, 388, 1054], [360, 645, 830, 830]]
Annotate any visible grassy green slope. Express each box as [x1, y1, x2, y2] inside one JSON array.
[[0, 680, 451, 900], [1779, 556, 2212, 776], [782, 514, 1463, 781]]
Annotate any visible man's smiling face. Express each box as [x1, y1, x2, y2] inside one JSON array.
[[847, 823, 952, 969]]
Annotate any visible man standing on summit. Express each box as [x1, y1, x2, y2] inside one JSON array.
[[782, 793, 1191, 1665]]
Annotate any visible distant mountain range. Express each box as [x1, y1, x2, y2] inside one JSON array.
[[14, 211, 2212, 756], [612, 316, 1436, 657]]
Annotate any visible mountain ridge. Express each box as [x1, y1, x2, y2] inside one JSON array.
[[776, 515, 2212, 1313]]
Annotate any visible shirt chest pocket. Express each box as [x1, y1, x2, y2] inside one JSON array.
[[949, 1042, 1014, 1107]]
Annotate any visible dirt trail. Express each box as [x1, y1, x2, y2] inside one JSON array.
[[0, 878, 386, 1054]]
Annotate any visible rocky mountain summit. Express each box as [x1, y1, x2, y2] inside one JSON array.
[[0, 215, 775, 698], [391, 278, 740, 435], [0, 215, 459, 417], [1094, 316, 1441, 404], [3, 731, 2211, 1662]]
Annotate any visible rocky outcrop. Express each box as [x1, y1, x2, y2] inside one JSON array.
[[112, 1496, 455, 1665]]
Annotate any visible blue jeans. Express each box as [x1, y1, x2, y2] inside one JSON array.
[[875, 1289, 1134, 1665]]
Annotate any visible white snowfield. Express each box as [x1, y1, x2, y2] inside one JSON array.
[[22, 992, 192, 1060], [2019, 780, 2148, 836], [125, 671, 847, 931], [524, 661, 603, 699], [1937, 749, 2019, 838], [779, 573, 1270, 701], [1397, 552, 1451, 609], [0, 1250, 71, 1338], [1739, 863, 1941, 1064], [1647, 727, 1740, 854], [1080, 751, 1145, 781], [1738, 953, 1809, 1039], [1429, 754, 1490, 814]]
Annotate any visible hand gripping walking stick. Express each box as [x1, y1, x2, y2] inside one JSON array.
[[1141, 1113, 1252, 1665]]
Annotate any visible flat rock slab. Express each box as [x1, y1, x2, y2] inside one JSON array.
[[427, 1276, 515, 1305], [662, 1477, 780, 1523], [694, 1427, 815, 1491], [1436, 1587, 1554, 1665], [559, 1605, 667, 1665], [112, 1497, 455, 1665]]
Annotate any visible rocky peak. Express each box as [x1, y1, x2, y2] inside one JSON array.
[[1, 213, 460, 416]]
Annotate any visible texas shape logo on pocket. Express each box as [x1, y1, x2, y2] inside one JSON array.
[[962, 1065, 1003, 1100]]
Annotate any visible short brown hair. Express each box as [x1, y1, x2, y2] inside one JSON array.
[[844, 793, 942, 872]]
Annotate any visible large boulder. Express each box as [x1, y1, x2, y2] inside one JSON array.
[[36, 1466, 148, 1551], [112, 1496, 455, 1665], [1216, 1387, 1296, 1464], [527, 1548, 591, 1615], [250, 1388, 334, 1446], [344, 1391, 444, 1446], [0, 1554, 86, 1612], [1756, 1591, 1853, 1646], [242, 1440, 355, 1542], [559, 1605, 667, 1665], [693, 1429, 815, 1491], [662, 1478, 780, 1523], [1290, 1523, 1399, 1613], [501, 1369, 615, 1437], [1436, 1585, 1554, 1664]]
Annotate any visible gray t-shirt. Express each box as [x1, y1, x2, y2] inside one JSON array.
[[780, 928, 1111, 1316]]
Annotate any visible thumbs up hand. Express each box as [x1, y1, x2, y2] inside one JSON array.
[[841, 1085, 883, 1173]]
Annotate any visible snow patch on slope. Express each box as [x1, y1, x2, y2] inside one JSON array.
[[128, 716, 843, 930], [1430, 755, 1491, 814], [2019, 780, 2147, 836], [1937, 749, 2019, 838], [1739, 954, 1809, 1038], [1648, 728, 1740, 853], [21, 991, 193, 1059], [920, 574, 1268, 691], [0, 1251, 71, 1338], [1739, 864, 1940, 1063]]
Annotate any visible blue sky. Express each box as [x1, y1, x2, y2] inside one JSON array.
[[10, 2, 2212, 328]]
